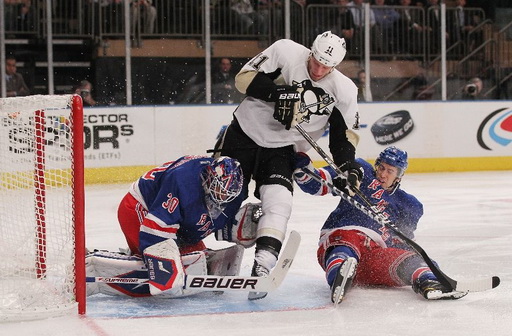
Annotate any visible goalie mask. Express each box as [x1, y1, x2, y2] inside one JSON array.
[[311, 31, 347, 68], [375, 146, 408, 194], [201, 157, 243, 218]]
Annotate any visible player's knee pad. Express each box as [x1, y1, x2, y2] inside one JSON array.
[[257, 184, 293, 242], [317, 229, 362, 268]]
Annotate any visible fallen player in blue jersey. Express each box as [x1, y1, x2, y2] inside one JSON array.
[[86, 155, 262, 298], [294, 146, 468, 303]]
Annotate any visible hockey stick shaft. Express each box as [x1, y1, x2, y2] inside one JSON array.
[[295, 124, 499, 292], [86, 230, 301, 293], [86, 274, 271, 292]]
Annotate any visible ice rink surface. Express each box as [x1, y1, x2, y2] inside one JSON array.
[[3, 170, 512, 336]]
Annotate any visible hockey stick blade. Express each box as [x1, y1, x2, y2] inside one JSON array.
[[455, 276, 500, 292], [248, 230, 301, 300]]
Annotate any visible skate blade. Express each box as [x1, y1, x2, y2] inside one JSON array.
[[248, 291, 268, 300]]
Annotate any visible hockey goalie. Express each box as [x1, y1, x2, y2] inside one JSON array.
[[86, 156, 262, 298]]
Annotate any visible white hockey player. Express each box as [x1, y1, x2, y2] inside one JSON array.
[[213, 31, 363, 299]]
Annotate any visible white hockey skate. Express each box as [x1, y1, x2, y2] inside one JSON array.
[[413, 279, 468, 300], [331, 257, 358, 305]]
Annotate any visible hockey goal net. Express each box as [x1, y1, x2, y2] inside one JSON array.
[[0, 95, 85, 321]]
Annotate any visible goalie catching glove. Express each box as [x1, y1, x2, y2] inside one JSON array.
[[271, 85, 301, 130], [216, 202, 262, 248]]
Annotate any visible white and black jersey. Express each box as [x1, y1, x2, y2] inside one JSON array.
[[234, 39, 359, 157]]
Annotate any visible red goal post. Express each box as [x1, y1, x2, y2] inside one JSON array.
[[0, 94, 85, 321]]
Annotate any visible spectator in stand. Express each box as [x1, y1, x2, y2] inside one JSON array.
[[293, 0, 332, 42], [258, 0, 284, 39], [425, 0, 448, 57], [131, 0, 157, 34], [329, 0, 355, 49], [395, 70, 433, 100], [355, 69, 372, 102], [3, 55, 30, 97], [448, 0, 482, 58], [230, 0, 267, 35], [396, 0, 425, 57], [212, 57, 242, 104], [372, 0, 400, 55], [4, 0, 33, 35], [348, 0, 382, 56], [73, 80, 97, 107], [100, 0, 124, 35]]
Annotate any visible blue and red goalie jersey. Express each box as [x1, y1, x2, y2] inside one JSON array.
[[130, 155, 243, 253]]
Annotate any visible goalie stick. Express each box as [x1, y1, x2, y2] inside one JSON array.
[[295, 123, 500, 293], [86, 230, 301, 295]]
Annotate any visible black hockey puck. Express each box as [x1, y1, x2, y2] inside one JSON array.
[[370, 110, 414, 145]]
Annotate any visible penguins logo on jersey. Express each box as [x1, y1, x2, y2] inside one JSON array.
[[293, 79, 334, 123]]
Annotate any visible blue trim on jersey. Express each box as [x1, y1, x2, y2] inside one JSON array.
[[136, 156, 243, 252], [297, 159, 423, 245]]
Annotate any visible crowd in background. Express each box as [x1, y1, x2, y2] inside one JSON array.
[[1, 0, 511, 104]]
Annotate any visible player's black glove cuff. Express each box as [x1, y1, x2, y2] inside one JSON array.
[[271, 85, 300, 130]]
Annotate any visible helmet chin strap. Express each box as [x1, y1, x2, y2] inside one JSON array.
[[387, 177, 401, 195]]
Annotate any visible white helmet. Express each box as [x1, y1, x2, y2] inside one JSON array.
[[311, 31, 347, 67]]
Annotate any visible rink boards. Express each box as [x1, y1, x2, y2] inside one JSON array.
[[79, 101, 512, 184]]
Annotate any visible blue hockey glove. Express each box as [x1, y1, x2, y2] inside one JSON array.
[[294, 152, 312, 170]]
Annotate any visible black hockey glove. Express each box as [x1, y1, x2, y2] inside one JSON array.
[[332, 175, 349, 193], [338, 160, 364, 195], [271, 85, 301, 130]]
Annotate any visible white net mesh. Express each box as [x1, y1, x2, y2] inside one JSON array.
[[0, 95, 81, 321]]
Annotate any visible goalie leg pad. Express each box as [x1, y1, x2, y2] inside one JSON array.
[[206, 244, 245, 276], [182, 251, 208, 276], [85, 250, 150, 297], [143, 239, 185, 296]]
